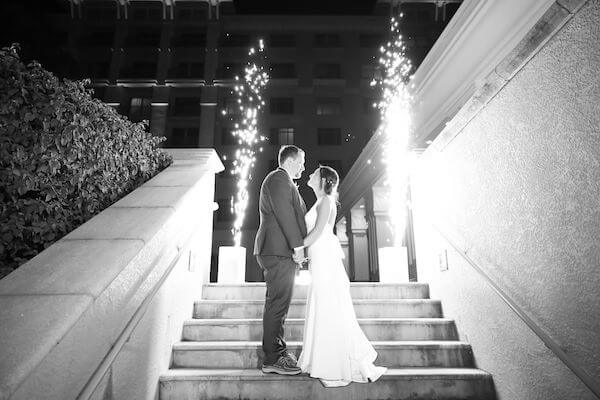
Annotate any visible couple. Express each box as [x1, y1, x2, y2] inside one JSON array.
[[253, 145, 387, 388]]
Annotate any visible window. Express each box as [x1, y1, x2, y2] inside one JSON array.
[[217, 63, 243, 79], [169, 62, 204, 78], [269, 34, 296, 47], [85, 5, 116, 20], [216, 199, 234, 222], [362, 98, 378, 115], [168, 127, 199, 148], [120, 62, 157, 79], [221, 127, 238, 145], [359, 34, 383, 48], [129, 98, 152, 122], [269, 128, 294, 146], [313, 63, 341, 79], [270, 98, 294, 114], [317, 128, 341, 145], [131, 4, 162, 20], [126, 30, 161, 47], [221, 98, 240, 115], [80, 31, 114, 46], [314, 33, 341, 47], [361, 64, 377, 80], [220, 33, 251, 47], [171, 97, 201, 116], [316, 97, 341, 115], [172, 31, 206, 47], [269, 63, 296, 79], [176, 5, 207, 20], [89, 62, 109, 78], [318, 159, 343, 176]]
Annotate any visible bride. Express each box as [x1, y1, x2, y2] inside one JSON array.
[[297, 166, 387, 387]]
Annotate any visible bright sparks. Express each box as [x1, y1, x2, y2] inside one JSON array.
[[373, 14, 413, 246], [227, 39, 269, 247]]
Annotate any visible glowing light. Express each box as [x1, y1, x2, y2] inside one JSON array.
[[374, 13, 413, 246], [225, 39, 270, 247]]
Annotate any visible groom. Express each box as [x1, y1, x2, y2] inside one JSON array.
[[254, 145, 307, 375]]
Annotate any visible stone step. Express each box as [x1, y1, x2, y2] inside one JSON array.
[[159, 368, 496, 400], [182, 318, 458, 342], [201, 283, 430, 300], [171, 341, 474, 369], [193, 299, 443, 319]]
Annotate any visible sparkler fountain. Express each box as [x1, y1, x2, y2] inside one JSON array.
[[372, 14, 414, 282], [217, 39, 269, 283]]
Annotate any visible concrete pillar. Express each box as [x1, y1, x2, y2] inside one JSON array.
[[198, 21, 221, 147], [151, 86, 170, 137], [109, 22, 128, 84], [365, 188, 380, 281], [199, 87, 218, 147], [348, 199, 370, 281], [156, 23, 174, 85]]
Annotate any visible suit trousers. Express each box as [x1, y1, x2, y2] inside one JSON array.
[[256, 255, 297, 365]]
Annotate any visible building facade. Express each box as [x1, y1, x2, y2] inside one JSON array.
[[28, 0, 459, 281]]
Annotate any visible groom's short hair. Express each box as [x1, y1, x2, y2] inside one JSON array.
[[278, 145, 304, 166]]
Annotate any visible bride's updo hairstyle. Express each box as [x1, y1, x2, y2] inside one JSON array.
[[318, 166, 339, 196]]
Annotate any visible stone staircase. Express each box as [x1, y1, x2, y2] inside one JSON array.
[[159, 283, 496, 400]]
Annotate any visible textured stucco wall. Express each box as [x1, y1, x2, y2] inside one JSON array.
[[412, 1, 600, 399]]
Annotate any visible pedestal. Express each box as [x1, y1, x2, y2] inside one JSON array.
[[217, 246, 246, 283], [378, 246, 409, 282]]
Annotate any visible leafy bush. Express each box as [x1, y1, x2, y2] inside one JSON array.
[[0, 44, 172, 277]]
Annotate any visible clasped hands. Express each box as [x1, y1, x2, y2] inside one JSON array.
[[293, 248, 309, 266]]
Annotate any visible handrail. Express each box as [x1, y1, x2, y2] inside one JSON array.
[[76, 233, 195, 400], [433, 224, 600, 399]]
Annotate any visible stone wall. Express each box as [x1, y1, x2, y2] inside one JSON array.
[[412, 1, 600, 399], [0, 149, 223, 400]]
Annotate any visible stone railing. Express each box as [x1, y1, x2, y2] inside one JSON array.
[[0, 149, 223, 400]]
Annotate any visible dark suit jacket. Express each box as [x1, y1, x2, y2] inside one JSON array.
[[254, 168, 307, 257]]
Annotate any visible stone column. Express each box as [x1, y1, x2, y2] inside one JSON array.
[[365, 188, 380, 282], [198, 21, 221, 147], [108, 22, 127, 85], [156, 23, 174, 86], [348, 200, 370, 281], [151, 86, 170, 137]]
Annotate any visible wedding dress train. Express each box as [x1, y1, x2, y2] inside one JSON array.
[[297, 197, 387, 387]]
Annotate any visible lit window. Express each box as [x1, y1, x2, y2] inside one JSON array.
[[317, 128, 341, 145], [316, 97, 341, 115], [314, 34, 341, 47], [270, 98, 294, 114], [270, 128, 294, 145], [129, 98, 151, 122], [313, 63, 341, 79]]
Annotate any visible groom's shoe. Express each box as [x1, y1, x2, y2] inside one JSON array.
[[261, 355, 302, 375]]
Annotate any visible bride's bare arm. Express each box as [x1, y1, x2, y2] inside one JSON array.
[[303, 197, 332, 247]]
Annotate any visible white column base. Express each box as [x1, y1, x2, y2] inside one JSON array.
[[378, 246, 409, 282], [217, 246, 246, 283]]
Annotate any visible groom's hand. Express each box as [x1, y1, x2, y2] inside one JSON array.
[[293, 248, 306, 264]]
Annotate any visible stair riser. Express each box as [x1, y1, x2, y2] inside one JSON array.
[[172, 346, 474, 368], [194, 301, 443, 319], [160, 376, 495, 400], [182, 322, 458, 342], [201, 285, 429, 300]]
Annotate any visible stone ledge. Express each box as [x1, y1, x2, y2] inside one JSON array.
[[0, 149, 223, 400]]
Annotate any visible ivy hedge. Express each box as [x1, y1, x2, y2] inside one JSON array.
[[0, 45, 172, 278]]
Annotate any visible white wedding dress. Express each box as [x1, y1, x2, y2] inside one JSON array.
[[297, 196, 387, 387]]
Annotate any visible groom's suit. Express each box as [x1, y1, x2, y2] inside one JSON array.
[[254, 168, 307, 365]]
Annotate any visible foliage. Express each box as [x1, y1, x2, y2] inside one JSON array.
[[0, 44, 172, 277]]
